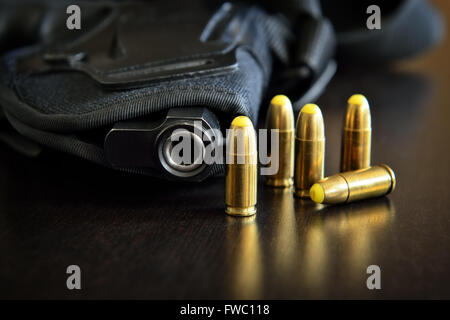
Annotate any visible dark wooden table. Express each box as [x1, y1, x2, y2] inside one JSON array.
[[1, 1, 450, 300]]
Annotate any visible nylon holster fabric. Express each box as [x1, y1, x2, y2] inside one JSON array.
[[0, 1, 291, 179]]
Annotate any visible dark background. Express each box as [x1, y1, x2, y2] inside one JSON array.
[[1, 0, 449, 299]]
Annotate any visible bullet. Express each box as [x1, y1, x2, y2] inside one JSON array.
[[294, 103, 325, 198], [309, 164, 396, 204], [225, 116, 257, 216], [341, 94, 372, 172], [265, 95, 295, 187]]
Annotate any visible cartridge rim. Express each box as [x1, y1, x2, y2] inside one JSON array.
[[379, 164, 396, 194], [293, 189, 310, 199], [266, 177, 293, 188], [225, 206, 257, 216]]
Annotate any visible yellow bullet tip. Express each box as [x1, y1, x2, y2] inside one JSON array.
[[348, 94, 368, 107], [301, 103, 320, 114], [310, 183, 325, 203], [270, 95, 291, 107], [231, 116, 253, 128], [295, 103, 324, 140], [345, 94, 371, 130]]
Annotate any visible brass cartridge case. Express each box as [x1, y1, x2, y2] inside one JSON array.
[[225, 116, 258, 216], [341, 94, 372, 172], [265, 95, 295, 187], [294, 104, 325, 198], [310, 164, 396, 204]]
